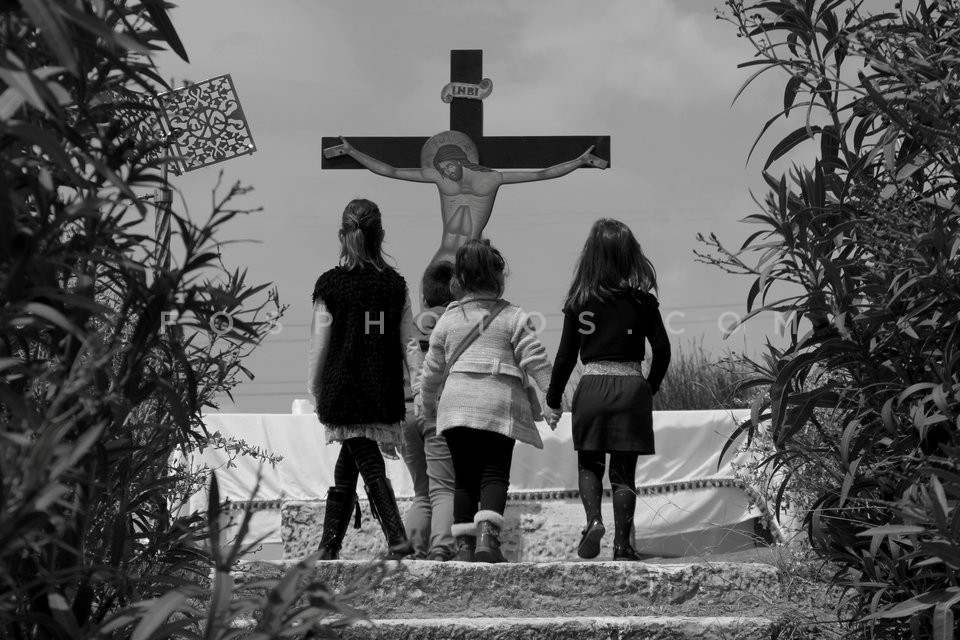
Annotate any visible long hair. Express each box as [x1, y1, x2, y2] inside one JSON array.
[[338, 198, 389, 270], [454, 238, 506, 297], [562, 218, 658, 313]]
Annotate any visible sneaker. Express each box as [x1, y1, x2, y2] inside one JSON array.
[[577, 518, 605, 559]]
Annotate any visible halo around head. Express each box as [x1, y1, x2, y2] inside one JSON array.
[[421, 130, 479, 168]]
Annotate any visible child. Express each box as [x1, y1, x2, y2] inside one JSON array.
[[400, 261, 457, 560], [308, 198, 422, 560], [417, 239, 554, 563], [543, 218, 671, 561]]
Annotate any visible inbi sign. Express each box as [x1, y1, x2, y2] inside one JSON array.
[[441, 77, 493, 103]]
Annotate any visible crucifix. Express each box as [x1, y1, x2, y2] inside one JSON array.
[[322, 50, 610, 269]]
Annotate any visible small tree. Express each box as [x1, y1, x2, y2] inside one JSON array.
[[703, 1, 960, 637]]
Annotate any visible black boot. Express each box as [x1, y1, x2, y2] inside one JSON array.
[[576, 456, 605, 559], [474, 510, 507, 563], [451, 523, 476, 562], [317, 487, 358, 560], [612, 488, 643, 562], [365, 477, 414, 559], [578, 517, 606, 559], [613, 543, 646, 561]]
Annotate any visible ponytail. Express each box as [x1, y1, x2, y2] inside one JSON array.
[[339, 198, 388, 270]]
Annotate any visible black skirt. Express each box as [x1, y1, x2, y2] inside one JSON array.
[[571, 374, 654, 454]]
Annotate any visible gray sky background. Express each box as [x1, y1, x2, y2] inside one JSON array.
[[155, 0, 799, 413]]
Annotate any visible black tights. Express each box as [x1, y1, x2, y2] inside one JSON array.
[[333, 437, 388, 491], [444, 427, 515, 524], [577, 451, 638, 522]]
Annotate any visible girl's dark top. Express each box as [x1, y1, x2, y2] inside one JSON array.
[[545, 290, 671, 409], [312, 265, 408, 425]]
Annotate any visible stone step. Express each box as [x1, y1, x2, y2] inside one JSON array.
[[335, 615, 773, 640], [280, 494, 765, 562], [236, 559, 780, 620]]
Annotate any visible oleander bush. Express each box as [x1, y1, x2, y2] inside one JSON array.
[[701, 1, 960, 638], [0, 2, 361, 638]]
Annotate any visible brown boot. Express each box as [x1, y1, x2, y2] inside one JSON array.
[[473, 510, 507, 563]]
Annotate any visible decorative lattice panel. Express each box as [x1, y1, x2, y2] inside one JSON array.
[[158, 74, 256, 173]]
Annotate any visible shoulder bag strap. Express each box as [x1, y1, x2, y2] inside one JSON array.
[[439, 299, 510, 392]]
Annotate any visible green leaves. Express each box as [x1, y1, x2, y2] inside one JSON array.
[[784, 75, 802, 116], [764, 125, 823, 171], [710, 1, 960, 636], [0, 2, 298, 639], [19, 0, 79, 76]]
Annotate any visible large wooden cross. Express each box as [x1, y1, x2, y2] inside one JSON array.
[[321, 50, 610, 170]]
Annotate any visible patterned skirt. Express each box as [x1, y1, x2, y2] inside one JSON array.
[[571, 361, 654, 454], [323, 422, 403, 460]]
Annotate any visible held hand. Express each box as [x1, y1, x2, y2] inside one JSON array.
[[413, 394, 424, 419], [579, 145, 608, 170], [323, 135, 353, 159], [544, 407, 562, 431]]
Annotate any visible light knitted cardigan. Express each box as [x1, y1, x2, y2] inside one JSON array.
[[418, 294, 553, 448]]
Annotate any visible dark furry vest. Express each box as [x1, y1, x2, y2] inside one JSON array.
[[312, 265, 408, 425]]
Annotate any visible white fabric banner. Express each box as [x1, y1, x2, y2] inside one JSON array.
[[187, 409, 758, 545]]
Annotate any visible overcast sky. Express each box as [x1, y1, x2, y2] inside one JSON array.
[[155, 0, 797, 413]]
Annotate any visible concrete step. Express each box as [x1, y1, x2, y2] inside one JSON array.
[[235, 558, 780, 620], [336, 615, 773, 640]]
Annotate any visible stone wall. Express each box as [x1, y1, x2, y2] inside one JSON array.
[[282, 496, 761, 562]]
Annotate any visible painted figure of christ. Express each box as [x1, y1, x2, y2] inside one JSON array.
[[325, 130, 607, 267]]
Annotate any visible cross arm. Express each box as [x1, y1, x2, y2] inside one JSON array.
[[322, 135, 610, 170], [322, 136, 427, 170], [476, 136, 610, 169]]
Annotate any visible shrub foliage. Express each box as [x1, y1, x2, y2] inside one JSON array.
[[703, 1, 960, 637], [0, 2, 359, 638]]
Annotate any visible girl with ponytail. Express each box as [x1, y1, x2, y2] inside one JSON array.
[[307, 198, 422, 560]]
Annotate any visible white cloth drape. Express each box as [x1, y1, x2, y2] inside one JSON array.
[[185, 409, 757, 545]]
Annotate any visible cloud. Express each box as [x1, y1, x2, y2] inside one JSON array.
[[477, 0, 758, 132]]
